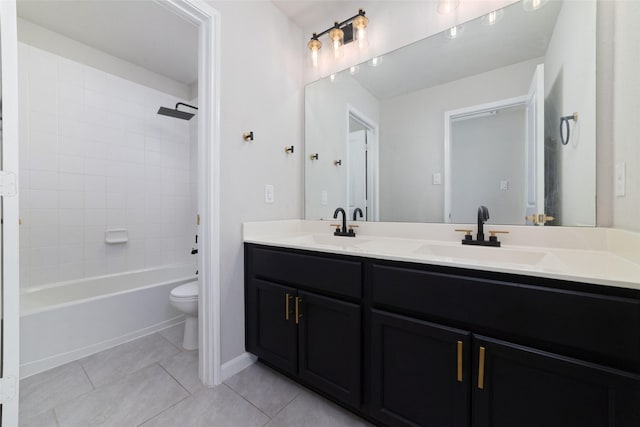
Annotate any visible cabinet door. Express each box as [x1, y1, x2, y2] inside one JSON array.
[[298, 290, 361, 408], [370, 309, 471, 427], [246, 279, 298, 375], [473, 335, 640, 427]]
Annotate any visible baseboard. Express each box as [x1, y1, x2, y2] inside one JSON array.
[[20, 316, 184, 379], [220, 351, 257, 382]]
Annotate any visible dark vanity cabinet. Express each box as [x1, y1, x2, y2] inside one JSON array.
[[245, 245, 362, 408], [245, 243, 640, 426], [370, 261, 640, 427]]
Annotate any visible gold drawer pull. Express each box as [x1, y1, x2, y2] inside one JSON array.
[[457, 341, 463, 382], [478, 346, 486, 389], [295, 297, 302, 324], [285, 293, 291, 321]]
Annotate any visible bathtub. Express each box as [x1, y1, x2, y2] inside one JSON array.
[[20, 265, 198, 378]]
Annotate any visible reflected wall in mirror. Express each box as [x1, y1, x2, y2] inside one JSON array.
[[305, 0, 597, 226]]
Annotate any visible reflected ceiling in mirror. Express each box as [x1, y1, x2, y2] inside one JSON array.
[[304, 0, 597, 227]]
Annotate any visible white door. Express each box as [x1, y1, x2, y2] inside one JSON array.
[[525, 64, 545, 224], [348, 130, 367, 219], [0, 1, 21, 425]]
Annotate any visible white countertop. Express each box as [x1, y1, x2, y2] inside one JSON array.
[[243, 220, 640, 291]]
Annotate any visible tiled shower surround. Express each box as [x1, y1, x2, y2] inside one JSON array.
[[18, 43, 197, 288]]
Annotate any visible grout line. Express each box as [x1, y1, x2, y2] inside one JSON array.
[[136, 391, 192, 427], [221, 383, 273, 420], [79, 362, 97, 390], [156, 327, 183, 352], [269, 391, 302, 421], [157, 360, 192, 396]]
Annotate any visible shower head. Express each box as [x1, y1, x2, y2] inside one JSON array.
[[157, 102, 198, 120]]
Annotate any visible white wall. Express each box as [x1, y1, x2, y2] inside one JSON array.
[[543, 0, 597, 226], [207, 0, 303, 364], [612, 0, 640, 232], [17, 18, 190, 100], [18, 43, 196, 288], [305, 75, 379, 219], [379, 58, 540, 222]]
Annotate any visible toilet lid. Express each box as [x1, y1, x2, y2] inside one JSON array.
[[171, 281, 199, 298]]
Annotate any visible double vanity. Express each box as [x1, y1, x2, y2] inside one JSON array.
[[243, 220, 640, 427]]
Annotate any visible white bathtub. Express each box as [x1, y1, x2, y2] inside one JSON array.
[[20, 265, 197, 378]]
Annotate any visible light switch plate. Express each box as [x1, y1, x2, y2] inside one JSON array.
[[264, 184, 274, 203], [615, 163, 626, 197], [500, 180, 509, 191], [432, 173, 441, 185]]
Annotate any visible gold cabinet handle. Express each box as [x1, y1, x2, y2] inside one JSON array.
[[457, 341, 463, 382], [478, 346, 486, 390], [295, 296, 302, 324], [285, 293, 291, 321]]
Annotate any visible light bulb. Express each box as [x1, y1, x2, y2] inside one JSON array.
[[523, 0, 549, 11], [307, 36, 322, 68], [369, 56, 382, 67], [445, 25, 464, 40], [437, 0, 460, 15], [329, 73, 337, 83], [349, 65, 359, 75], [328, 25, 344, 59], [481, 9, 504, 26], [353, 12, 369, 50]]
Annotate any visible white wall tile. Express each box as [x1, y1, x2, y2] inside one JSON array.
[[20, 46, 196, 288], [59, 191, 84, 209], [30, 171, 58, 190], [30, 190, 58, 209], [59, 155, 84, 174]]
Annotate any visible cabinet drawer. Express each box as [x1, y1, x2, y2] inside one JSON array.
[[372, 264, 640, 370], [248, 245, 362, 299]]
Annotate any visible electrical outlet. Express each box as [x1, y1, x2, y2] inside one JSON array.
[[264, 184, 274, 203], [500, 180, 509, 191]]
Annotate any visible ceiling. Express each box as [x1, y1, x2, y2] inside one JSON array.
[[16, 0, 199, 85]]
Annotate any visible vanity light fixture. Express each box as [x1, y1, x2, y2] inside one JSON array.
[[308, 9, 369, 68], [481, 9, 504, 26], [437, 0, 460, 15], [522, 0, 549, 11]]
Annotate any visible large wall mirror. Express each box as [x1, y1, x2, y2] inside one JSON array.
[[305, 0, 597, 227]]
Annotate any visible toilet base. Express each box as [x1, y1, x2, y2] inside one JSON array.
[[183, 315, 198, 350]]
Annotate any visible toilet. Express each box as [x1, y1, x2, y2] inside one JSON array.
[[169, 281, 199, 350]]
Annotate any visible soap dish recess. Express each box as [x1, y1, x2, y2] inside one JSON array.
[[105, 228, 128, 244]]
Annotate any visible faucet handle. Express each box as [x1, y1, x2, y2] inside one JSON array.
[[454, 228, 472, 236], [455, 229, 473, 242], [330, 223, 341, 228], [488, 230, 509, 237]]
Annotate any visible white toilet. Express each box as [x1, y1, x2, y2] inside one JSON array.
[[169, 281, 199, 350]]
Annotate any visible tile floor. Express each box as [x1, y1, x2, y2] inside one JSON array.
[[19, 324, 372, 427]]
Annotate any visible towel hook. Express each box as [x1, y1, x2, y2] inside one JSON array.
[[560, 112, 578, 145]]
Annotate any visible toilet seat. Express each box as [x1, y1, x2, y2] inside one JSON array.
[[170, 281, 198, 300]]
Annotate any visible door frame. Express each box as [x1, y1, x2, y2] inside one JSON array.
[[1, 0, 21, 424], [346, 105, 379, 221], [443, 95, 528, 223], [160, 0, 221, 387]]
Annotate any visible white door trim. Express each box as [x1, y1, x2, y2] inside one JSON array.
[[1, 1, 21, 425], [443, 95, 528, 223], [159, 0, 221, 387], [346, 105, 379, 221]]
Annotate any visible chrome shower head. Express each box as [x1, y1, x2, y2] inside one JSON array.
[[157, 102, 198, 120]]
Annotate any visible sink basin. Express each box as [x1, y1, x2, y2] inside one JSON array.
[[279, 234, 370, 249], [413, 243, 557, 267], [355, 239, 425, 255]]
